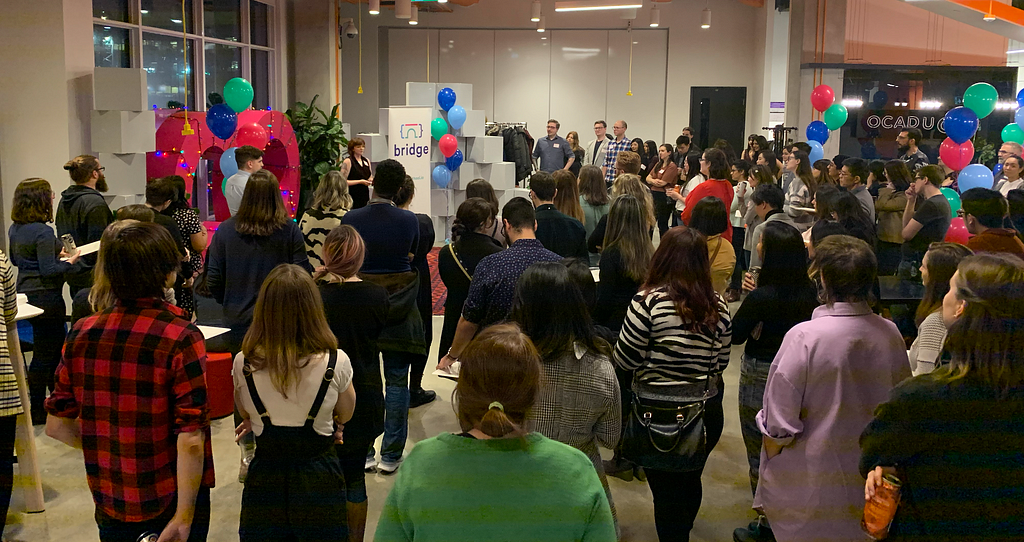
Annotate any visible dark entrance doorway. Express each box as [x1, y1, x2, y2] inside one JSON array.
[[690, 87, 747, 154]]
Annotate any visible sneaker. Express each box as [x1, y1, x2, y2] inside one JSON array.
[[733, 519, 775, 542], [364, 456, 377, 473], [409, 388, 437, 408], [378, 459, 401, 475]]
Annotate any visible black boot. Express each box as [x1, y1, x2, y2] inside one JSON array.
[[603, 455, 636, 482], [409, 388, 437, 408], [733, 516, 775, 542]]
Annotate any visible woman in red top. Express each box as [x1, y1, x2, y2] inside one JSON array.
[[647, 143, 679, 238], [683, 148, 735, 242]]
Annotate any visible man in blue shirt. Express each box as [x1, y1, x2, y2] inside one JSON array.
[[603, 120, 631, 186], [437, 197, 560, 370], [532, 119, 575, 173], [342, 159, 419, 274]]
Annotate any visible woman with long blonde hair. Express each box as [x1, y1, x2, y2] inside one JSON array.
[[235, 263, 356, 540], [589, 173, 655, 252], [300, 170, 352, 269]]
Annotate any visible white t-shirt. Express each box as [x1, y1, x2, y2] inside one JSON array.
[[997, 178, 1024, 196], [676, 174, 705, 211], [233, 350, 354, 437], [224, 170, 252, 216]]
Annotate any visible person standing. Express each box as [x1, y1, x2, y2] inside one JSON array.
[[342, 138, 374, 210], [994, 154, 1024, 195], [579, 166, 611, 265], [900, 165, 952, 278], [530, 172, 587, 259], [9, 179, 83, 423], [533, 119, 575, 173], [437, 198, 561, 372], [748, 184, 796, 268], [317, 225, 389, 542], [614, 227, 732, 542], [162, 175, 208, 318], [56, 155, 114, 296], [876, 161, 912, 276], [648, 144, 679, 237], [689, 197, 737, 297], [552, 169, 586, 224], [602, 120, 631, 187], [959, 188, 1024, 259], [897, 129, 929, 173], [682, 148, 735, 243], [668, 153, 705, 227], [223, 146, 265, 217], [907, 243, 973, 376], [861, 253, 1024, 542], [145, 176, 193, 317], [234, 264, 356, 541], [782, 150, 818, 232], [584, 120, 612, 170], [0, 249, 21, 532], [593, 195, 653, 335], [754, 235, 911, 542], [840, 157, 876, 222], [299, 171, 352, 269], [45, 221, 215, 541], [566, 131, 586, 177]]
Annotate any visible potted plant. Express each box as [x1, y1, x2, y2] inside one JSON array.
[[286, 94, 348, 216]]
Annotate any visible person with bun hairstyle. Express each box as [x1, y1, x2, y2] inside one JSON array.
[[374, 324, 616, 542], [56, 155, 114, 295], [436, 198, 503, 362], [341, 138, 374, 209]]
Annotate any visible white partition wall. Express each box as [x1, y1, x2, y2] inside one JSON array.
[[387, 28, 668, 143]]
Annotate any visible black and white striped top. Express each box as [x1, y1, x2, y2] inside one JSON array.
[[613, 287, 732, 385], [0, 252, 22, 417]]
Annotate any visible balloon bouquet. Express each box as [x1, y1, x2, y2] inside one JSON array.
[[204, 77, 260, 191], [805, 85, 848, 163], [431, 87, 466, 189]]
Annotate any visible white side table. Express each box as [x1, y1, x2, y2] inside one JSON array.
[[10, 301, 45, 513]]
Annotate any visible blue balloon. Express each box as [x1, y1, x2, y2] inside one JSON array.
[[806, 121, 829, 144], [944, 106, 979, 145], [808, 140, 824, 163], [445, 149, 464, 171], [873, 90, 888, 109], [206, 104, 238, 140], [448, 105, 467, 130], [438, 87, 457, 112], [220, 147, 239, 178], [1015, 108, 1024, 129], [1017, 88, 1024, 109], [958, 164, 995, 192], [432, 165, 452, 188], [994, 162, 1004, 177]]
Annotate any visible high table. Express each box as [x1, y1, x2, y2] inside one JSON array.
[[11, 300, 45, 512]]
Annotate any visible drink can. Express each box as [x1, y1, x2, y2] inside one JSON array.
[[748, 266, 761, 288], [862, 474, 902, 540], [137, 533, 159, 542]]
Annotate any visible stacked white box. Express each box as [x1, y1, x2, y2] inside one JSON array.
[[98, 153, 147, 195], [466, 136, 503, 164], [454, 109, 486, 138], [357, 133, 388, 162], [406, 82, 438, 108], [91, 68, 156, 205], [91, 111, 156, 154], [430, 188, 455, 217], [93, 68, 148, 112]]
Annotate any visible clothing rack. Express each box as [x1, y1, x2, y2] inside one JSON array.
[[485, 121, 528, 128]]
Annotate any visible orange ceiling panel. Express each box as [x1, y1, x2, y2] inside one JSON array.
[[949, 0, 1024, 26]]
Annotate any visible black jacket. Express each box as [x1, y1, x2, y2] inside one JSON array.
[[55, 185, 113, 270], [535, 204, 587, 259]]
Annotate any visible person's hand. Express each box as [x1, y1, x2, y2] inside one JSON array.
[[333, 424, 345, 445], [362, 179, 373, 186], [905, 183, 918, 200], [157, 516, 192, 542], [234, 419, 252, 444], [652, 179, 666, 188], [742, 272, 757, 292], [864, 466, 896, 500], [667, 189, 682, 202], [437, 354, 456, 370], [61, 248, 81, 265]]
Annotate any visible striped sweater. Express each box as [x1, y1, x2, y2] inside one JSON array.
[[613, 287, 732, 385]]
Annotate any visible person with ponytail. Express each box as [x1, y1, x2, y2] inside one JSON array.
[[55, 155, 114, 295], [374, 324, 616, 542]]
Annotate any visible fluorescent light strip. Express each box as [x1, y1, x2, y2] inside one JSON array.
[[555, 2, 643, 12]]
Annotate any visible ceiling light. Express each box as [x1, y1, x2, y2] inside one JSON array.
[[531, 0, 541, 21], [140, 10, 148, 14], [369, 0, 380, 15], [984, 12, 996, 21], [555, 1, 643, 12], [537, 16, 546, 32], [438, 0, 448, 3], [410, 5, 418, 24], [650, 7, 660, 27], [171, 18, 182, 24], [701, 8, 711, 29], [396, 0, 411, 19], [842, 99, 864, 108], [1008, 49, 1024, 54]]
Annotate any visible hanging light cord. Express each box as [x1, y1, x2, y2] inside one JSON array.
[[358, 1, 364, 94], [180, 0, 194, 135], [627, 21, 633, 96]]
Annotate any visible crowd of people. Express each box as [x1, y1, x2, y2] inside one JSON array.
[[0, 119, 1020, 542]]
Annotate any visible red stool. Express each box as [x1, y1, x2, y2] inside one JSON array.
[[205, 352, 235, 420]]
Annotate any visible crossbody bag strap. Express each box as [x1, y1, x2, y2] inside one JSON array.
[[242, 357, 273, 426], [305, 349, 338, 428], [449, 243, 472, 281]]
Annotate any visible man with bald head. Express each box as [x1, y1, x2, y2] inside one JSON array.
[[602, 120, 631, 187]]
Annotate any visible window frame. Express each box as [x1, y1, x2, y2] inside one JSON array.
[[92, 0, 277, 111]]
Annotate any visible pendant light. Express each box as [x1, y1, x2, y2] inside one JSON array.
[[649, 6, 660, 27], [537, 16, 546, 32], [396, 0, 411, 19], [369, 0, 380, 15], [410, 5, 418, 24], [701, 3, 711, 29], [531, 0, 541, 22]]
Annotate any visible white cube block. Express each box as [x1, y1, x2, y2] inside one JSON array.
[[358, 133, 388, 163], [497, 189, 515, 209], [508, 188, 531, 203], [92, 110, 156, 154], [98, 153, 147, 196], [455, 109, 486, 138], [454, 189, 467, 208], [431, 188, 455, 216], [432, 215, 451, 245], [466, 136, 503, 164], [406, 82, 438, 107], [488, 162, 516, 191], [432, 138, 467, 164], [439, 83, 473, 112], [93, 68, 148, 112], [378, 109, 390, 136]]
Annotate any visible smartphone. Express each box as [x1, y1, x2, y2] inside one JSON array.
[[60, 234, 77, 253]]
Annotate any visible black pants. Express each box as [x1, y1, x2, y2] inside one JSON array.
[[25, 294, 66, 415], [877, 241, 902, 276], [644, 388, 725, 542], [652, 191, 672, 237], [0, 416, 15, 529], [96, 486, 211, 542], [730, 226, 747, 290], [239, 453, 347, 541]]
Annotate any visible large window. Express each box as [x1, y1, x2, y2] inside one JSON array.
[[93, 0, 276, 111]]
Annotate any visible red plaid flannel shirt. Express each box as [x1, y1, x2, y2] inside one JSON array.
[[45, 298, 216, 522]]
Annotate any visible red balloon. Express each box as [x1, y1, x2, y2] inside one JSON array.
[[439, 134, 458, 158], [811, 85, 835, 113], [235, 122, 269, 149], [938, 137, 974, 171], [944, 217, 971, 245]]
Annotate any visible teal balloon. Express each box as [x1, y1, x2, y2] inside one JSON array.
[[823, 104, 848, 130], [223, 77, 254, 113], [940, 187, 961, 217], [963, 82, 998, 119], [431, 117, 448, 140], [1002, 123, 1024, 145]]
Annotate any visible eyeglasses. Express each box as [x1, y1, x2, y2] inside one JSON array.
[[957, 208, 966, 218], [96, 167, 105, 172]]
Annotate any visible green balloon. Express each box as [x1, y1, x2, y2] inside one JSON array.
[[940, 187, 961, 217], [223, 77, 254, 113], [823, 104, 848, 130], [431, 117, 448, 141], [963, 82, 998, 119], [1002, 123, 1024, 145]]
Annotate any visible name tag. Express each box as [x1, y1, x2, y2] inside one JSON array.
[[553, 143, 560, 148]]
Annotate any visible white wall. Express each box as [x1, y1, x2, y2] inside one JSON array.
[[326, 0, 765, 145]]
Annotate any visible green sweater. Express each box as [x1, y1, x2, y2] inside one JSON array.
[[374, 432, 616, 542]]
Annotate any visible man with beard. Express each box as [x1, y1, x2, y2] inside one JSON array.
[[897, 128, 929, 173], [57, 155, 114, 296]]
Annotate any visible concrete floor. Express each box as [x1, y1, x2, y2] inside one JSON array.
[[5, 313, 756, 542]]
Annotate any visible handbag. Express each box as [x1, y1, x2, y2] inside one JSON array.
[[621, 337, 720, 472]]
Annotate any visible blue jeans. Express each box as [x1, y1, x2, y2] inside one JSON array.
[[368, 350, 416, 464], [738, 353, 773, 497]]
